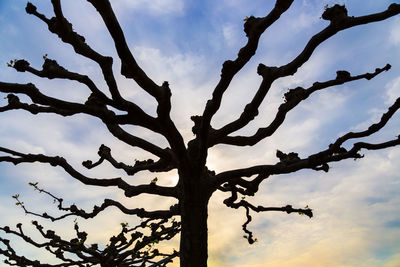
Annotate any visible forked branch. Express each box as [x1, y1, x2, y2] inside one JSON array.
[[26, 1, 124, 103], [213, 96, 400, 186], [198, 0, 295, 156], [221, 183, 312, 244], [0, 147, 178, 198], [211, 64, 391, 146], [202, 3, 400, 152], [82, 144, 176, 175], [86, 0, 162, 99]]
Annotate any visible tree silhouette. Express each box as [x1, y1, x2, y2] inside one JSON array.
[[1, 1, 400, 266]]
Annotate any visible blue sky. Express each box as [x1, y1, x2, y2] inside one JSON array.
[[1, 0, 400, 266]]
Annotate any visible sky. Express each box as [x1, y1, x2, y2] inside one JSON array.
[[1, 0, 400, 266]]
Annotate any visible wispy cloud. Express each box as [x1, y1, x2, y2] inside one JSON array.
[[113, 0, 185, 16], [389, 18, 400, 46], [385, 76, 400, 104]]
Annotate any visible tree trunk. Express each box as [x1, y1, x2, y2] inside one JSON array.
[[179, 178, 210, 267]]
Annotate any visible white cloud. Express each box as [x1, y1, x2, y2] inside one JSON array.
[[385, 76, 400, 105], [389, 18, 400, 46], [288, 11, 320, 31], [349, 107, 387, 133], [113, 0, 184, 16], [126, 45, 213, 140], [222, 23, 241, 47], [132, 46, 206, 85]]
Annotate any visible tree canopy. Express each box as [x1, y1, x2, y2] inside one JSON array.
[[1, 1, 400, 266]]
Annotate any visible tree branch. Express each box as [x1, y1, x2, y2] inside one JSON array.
[[217, 174, 269, 197], [7, 57, 172, 137], [211, 64, 391, 146], [213, 96, 400, 186], [199, 3, 400, 162], [13, 58, 112, 104], [214, 135, 400, 188], [0, 81, 173, 158], [197, 0, 294, 160], [1, 217, 180, 266], [104, 123, 174, 161], [26, 1, 123, 104], [0, 147, 178, 198], [24, 2, 188, 164], [221, 183, 312, 244], [85, 1, 188, 164], [86, 0, 162, 99], [0, 81, 129, 125], [12, 183, 179, 223], [13, 56, 164, 131], [279, 4, 400, 77], [0, 94, 77, 116], [82, 144, 176, 175], [0, 82, 97, 116], [206, 3, 400, 148]]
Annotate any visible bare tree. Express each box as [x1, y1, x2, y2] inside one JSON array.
[[1, 1, 400, 266]]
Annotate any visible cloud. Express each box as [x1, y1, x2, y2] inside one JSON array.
[[132, 46, 207, 85], [382, 253, 400, 267], [389, 18, 400, 46], [222, 23, 241, 47], [385, 76, 400, 105], [113, 0, 184, 16], [125, 45, 214, 140]]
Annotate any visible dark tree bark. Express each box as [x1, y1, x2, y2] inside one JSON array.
[[179, 185, 210, 267], [1, 1, 400, 266]]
